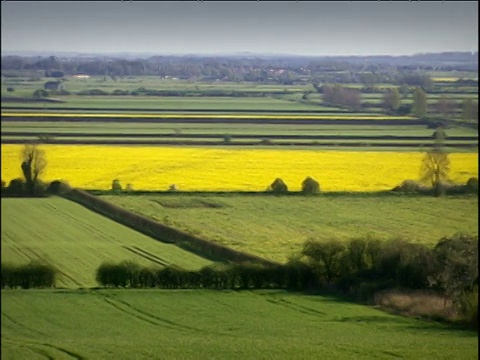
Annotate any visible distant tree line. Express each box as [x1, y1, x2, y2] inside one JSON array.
[[2, 54, 477, 86]]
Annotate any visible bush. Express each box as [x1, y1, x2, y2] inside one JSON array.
[[77, 89, 109, 96], [33, 89, 49, 98], [96, 261, 138, 287], [391, 180, 429, 193], [112, 89, 130, 95], [5, 178, 25, 196], [32, 180, 48, 197], [465, 177, 478, 194], [458, 286, 478, 329], [267, 178, 288, 194], [396, 104, 412, 115], [2, 261, 57, 289], [7, 87, 14, 92], [47, 180, 71, 195], [301, 177, 320, 195], [111, 179, 122, 192]]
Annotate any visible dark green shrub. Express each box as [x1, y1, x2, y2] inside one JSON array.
[[267, 178, 288, 194], [112, 89, 130, 95], [283, 260, 318, 290], [7, 87, 14, 92], [433, 234, 478, 302], [458, 285, 478, 329], [391, 180, 429, 193], [302, 239, 346, 282], [301, 177, 320, 195], [77, 89, 109, 96], [111, 179, 122, 192], [5, 178, 25, 196], [33, 89, 49, 98], [96, 262, 134, 287], [32, 180, 48, 197], [47, 180, 71, 195], [1, 261, 56, 289], [465, 177, 478, 194]]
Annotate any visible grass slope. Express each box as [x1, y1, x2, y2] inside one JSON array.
[[2, 289, 477, 359], [1, 197, 212, 288], [101, 194, 479, 263]]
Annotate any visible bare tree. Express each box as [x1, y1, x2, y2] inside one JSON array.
[[21, 143, 47, 195]]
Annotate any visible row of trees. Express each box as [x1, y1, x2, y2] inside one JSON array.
[[94, 234, 478, 328], [3, 54, 477, 84]]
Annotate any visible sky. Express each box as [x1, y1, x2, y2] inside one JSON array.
[[1, 1, 478, 56]]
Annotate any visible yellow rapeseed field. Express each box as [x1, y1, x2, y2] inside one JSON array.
[[1, 145, 477, 191]]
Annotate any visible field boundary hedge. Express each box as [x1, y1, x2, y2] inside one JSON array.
[[62, 188, 280, 267]]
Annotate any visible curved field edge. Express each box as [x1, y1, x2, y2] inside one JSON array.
[[1, 289, 477, 360], [100, 194, 479, 263], [0, 197, 213, 288], [1, 145, 478, 192]]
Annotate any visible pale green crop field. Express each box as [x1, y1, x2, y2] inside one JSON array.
[[101, 194, 479, 263], [1, 197, 212, 288], [2, 289, 477, 359]]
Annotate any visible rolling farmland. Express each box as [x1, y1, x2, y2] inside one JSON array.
[[1, 197, 212, 288], [2, 289, 478, 359], [101, 194, 479, 263]]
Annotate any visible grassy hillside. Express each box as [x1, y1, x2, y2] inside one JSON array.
[[1, 197, 212, 288], [2, 289, 477, 359], [101, 194, 479, 263]]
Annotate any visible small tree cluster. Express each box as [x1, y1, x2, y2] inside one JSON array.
[[1, 261, 57, 289], [267, 178, 288, 194], [111, 179, 122, 192], [322, 84, 361, 111], [301, 235, 478, 328], [301, 177, 320, 195]]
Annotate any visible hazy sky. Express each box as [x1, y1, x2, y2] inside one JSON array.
[[1, 1, 478, 56]]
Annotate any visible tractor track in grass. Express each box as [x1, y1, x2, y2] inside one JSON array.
[[254, 292, 328, 318], [12, 245, 83, 288], [1, 312, 47, 337], [96, 292, 216, 335], [122, 246, 171, 267], [2, 337, 85, 359]]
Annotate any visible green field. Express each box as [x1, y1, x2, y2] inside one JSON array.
[[2, 95, 340, 112], [2, 289, 477, 359], [2, 121, 477, 136], [1, 197, 212, 288], [99, 194, 479, 263]]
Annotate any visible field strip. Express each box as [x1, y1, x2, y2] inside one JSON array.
[[1, 112, 415, 120]]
